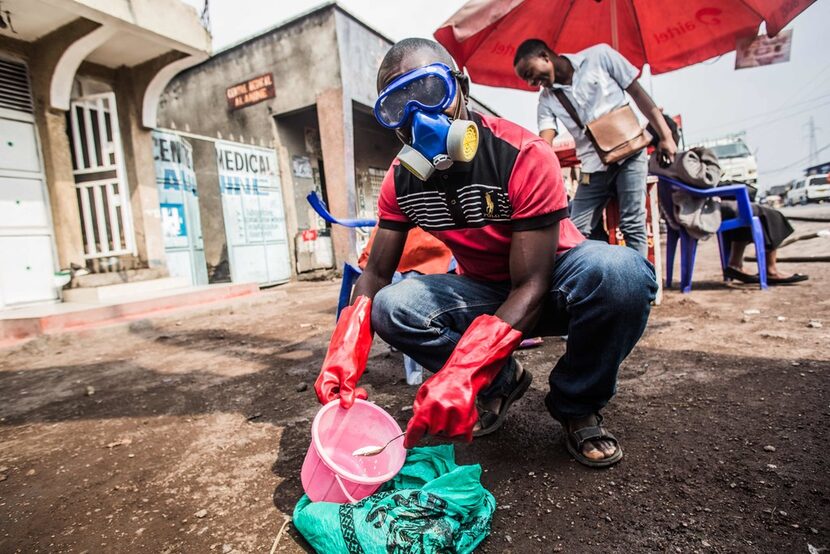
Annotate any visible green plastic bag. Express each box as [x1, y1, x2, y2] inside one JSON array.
[[293, 445, 496, 553]]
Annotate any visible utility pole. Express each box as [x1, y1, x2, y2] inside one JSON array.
[[200, 0, 210, 34], [806, 116, 819, 167]]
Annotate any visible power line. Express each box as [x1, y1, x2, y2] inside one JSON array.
[[742, 100, 830, 132], [786, 62, 830, 105], [759, 142, 830, 175], [686, 94, 830, 138], [686, 99, 830, 142], [728, 61, 830, 124]]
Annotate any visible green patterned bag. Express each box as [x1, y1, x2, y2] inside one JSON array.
[[293, 445, 496, 553]]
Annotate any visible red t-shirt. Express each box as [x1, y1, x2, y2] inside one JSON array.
[[378, 112, 585, 282]]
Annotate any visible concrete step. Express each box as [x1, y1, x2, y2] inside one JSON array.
[[0, 282, 260, 345], [63, 277, 190, 303], [72, 267, 169, 288]]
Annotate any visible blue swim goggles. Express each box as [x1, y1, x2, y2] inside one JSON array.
[[374, 63, 458, 129]]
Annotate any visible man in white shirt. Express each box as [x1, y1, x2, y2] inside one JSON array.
[[514, 39, 677, 256]]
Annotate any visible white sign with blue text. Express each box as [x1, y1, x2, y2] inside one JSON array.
[[153, 131, 208, 285], [216, 141, 290, 286]]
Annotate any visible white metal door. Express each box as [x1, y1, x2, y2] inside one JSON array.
[[0, 109, 58, 307], [216, 141, 290, 286], [0, 59, 58, 308], [152, 131, 208, 286], [69, 93, 136, 260]]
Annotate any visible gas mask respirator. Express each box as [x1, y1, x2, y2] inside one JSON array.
[[374, 63, 479, 181]]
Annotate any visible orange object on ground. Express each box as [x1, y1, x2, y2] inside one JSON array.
[[553, 135, 579, 168], [358, 226, 453, 275], [604, 181, 658, 265]]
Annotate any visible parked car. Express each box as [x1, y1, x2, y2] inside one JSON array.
[[786, 174, 830, 205], [759, 183, 791, 207]]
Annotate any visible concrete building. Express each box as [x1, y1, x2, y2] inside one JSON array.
[[157, 3, 497, 284], [0, 0, 497, 317], [0, 0, 211, 309]]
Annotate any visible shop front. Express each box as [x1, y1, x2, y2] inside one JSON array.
[[153, 130, 207, 286], [158, 4, 496, 282], [0, 0, 211, 308]]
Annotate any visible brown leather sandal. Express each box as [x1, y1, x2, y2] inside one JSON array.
[[560, 413, 623, 468], [472, 362, 533, 438]]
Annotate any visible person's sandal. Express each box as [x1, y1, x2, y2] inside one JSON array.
[[560, 413, 623, 468], [472, 362, 533, 438]]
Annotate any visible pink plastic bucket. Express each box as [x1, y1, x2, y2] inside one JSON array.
[[301, 399, 406, 503]]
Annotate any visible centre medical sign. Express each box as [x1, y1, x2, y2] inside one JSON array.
[[216, 141, 291, 286], [226, 73, 275, 110]]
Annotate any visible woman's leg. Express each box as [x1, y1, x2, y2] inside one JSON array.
[[728, 241, 749, 270]]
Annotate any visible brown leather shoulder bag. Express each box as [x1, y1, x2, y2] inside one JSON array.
[[553, 89, 652, 165]]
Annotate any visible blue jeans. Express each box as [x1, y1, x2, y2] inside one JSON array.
[[570, 150, 649, 256], [372, 240, 657, 419], [392, 270, 425, 385]]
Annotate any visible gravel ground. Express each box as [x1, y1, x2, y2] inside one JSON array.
[[0, 209, 828, 553]]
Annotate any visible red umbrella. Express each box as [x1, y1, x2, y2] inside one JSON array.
[[435, 0, 815, 90]]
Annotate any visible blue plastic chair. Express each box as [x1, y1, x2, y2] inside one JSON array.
[[336, 262, 363, 320], [305, 191, 377, 318], [655, 175, 767, 293], [305, 191, 377, 228]]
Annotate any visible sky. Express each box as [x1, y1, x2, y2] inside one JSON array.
[[184, 0, 830, 190]]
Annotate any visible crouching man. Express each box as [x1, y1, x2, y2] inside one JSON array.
[[314, 38, 657, 468]]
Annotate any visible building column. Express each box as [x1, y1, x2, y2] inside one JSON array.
[[272, 117, 299, 277], [29, 18, 102, 269], [316, 87, 357, 267], [114, 66, 166, 269], [31, 107, 86, 269], [107, 52, 208, 270]]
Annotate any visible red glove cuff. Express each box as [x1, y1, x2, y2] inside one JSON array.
[[314, 296, 374, 408], [404, 314, 522, 447]]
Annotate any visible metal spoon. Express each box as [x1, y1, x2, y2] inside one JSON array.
[[351, 432, 406, 457]]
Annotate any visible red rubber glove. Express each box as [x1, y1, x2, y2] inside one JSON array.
[[314, 295, 373, 409], [404, 314, 522, 448]]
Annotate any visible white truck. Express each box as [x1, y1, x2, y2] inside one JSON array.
[[699, 135, 758, 187]]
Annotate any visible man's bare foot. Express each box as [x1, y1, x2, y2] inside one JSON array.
[[766, 270, 809, 284], [767, 269, 798, 279], [567, 414, 618, 461]]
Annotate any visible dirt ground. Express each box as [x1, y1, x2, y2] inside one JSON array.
[[1, 210, 828, 553]]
